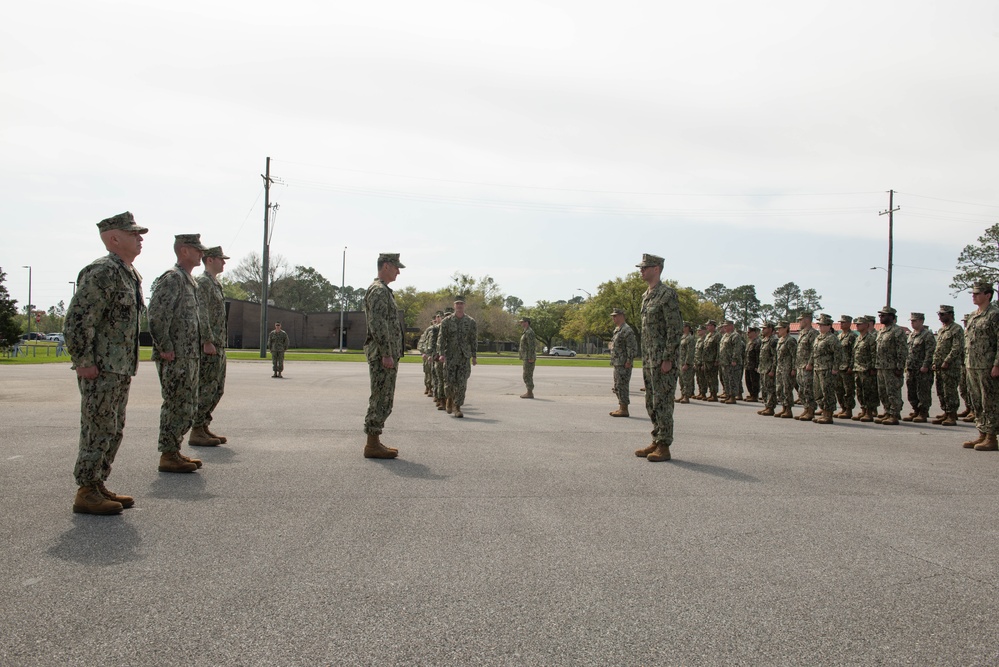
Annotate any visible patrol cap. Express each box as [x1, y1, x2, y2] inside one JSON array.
[[378, 253, 405, 269], [972, 281, 993, 294], [175, 234, 207, 251], [519, 316, 531, 323], [854, 315, 869, 324], [723, 320, 735, 326], [434, 310, 444, 318], [878, 306, 897, 315], [798, 311, 813, 321], [204, 246, 230, 259], [635, 253, 664, 268], [610, 308, 625, 316], [938, 305, 955, 315], [777, 321, 790, 329], [910, 312, 925, 321], [98, 211, 148, 234], [817, 313, 834, 326], [443, 306, 454, 314], [865, 315, 876, 323], [454, 295, 466, 304], [748, 325, 760, 332], [706, 319, 717, 326], [761, 321, 775, 330], [697, 324, 706, 331], [682, 321, 693, 329], [839, 315, 853, 324]]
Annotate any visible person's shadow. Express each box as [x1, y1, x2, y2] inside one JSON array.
[[47, 516, 143, 566], [374, 458, 449, 481], [671, 459, 759, 483]]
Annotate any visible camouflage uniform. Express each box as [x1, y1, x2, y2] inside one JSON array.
[[965, 301, 999, 436], [875, 316, 908, 419], [852, 319, 879, 416], [775, 331, 798, 410], [744, 333, 761, 400], [932, 316, 965, 415], [267, 328, 289, 373], [610, 321, 638, 405], [795, 326, 819, 412], [718, 327, 745, 401], [701, 326, 720, 399], [693, 328, 707, 398], [519, 324, 537, 392], [835, 320, 857, 413], [149, 263, 205, 453], [679, 329, 696, 399], [194, 269, 226, 429], [810, 320, 843, 416], [641, 281, 683, 447], [363, 277, 403, 435], [757, 331, 778, 410], [418, 323, 434, 392], [439, 311, 477, 408], [66, 252, 144, 487], [430, 318, 445, 401], [905, 321, 936, 417]]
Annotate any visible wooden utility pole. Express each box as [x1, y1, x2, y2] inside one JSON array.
[[259, 157, 272, 358], [879, 190, 899, 308]]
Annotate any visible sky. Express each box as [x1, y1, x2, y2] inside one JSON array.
[[3, 0, 999, 326]]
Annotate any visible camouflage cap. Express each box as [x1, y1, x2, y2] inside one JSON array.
[[855, 315, 869, 324], [816, 313, 834, 326], [682, 321, 693, 329], [723, 320, 734, 326], [761, 321, 776, 330], [97, 211, 148, 234], [938, 305, 955, 314], [865, 315, 876, 323], [696, 324, 706, 331], [204, 246, 230, 259], [748, 325, 760, 332], [453, 294, 466, 304], [610, 308, 625, 316], [519, 316, 531, 323], [839, 315, 853, 323], [706, 319, 717, 326], [878, 306, 897, 315], [910, 312, 925, 321], [434, 310, 444, 318], [378, 252, 405, 269], [777, 321, 790, 329], [635, 253, 664, 268], [798, 311, 813, 321], [972, 281, 994, 294], [443, 306, 454, 314], [175, 234, 207, 251]]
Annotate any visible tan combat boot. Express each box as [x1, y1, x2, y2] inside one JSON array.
[[73, 485, 123, 515], [902, 411, 917, 422], [678, 396, 690, 404], [635, 442, 657, 457], [646, 443, 671, 462], [940, 412, 958, 426], [204, 424, 227, 444], [97, 481, 134, 509], [930, 412, 947, 425], [445, 398, 454, 414], [159, 451, 198, 473], [912, 410, 928, 424], [178, 451, 203, 469], [363, 433, 398, 459], [520, 389, 534, 399], [961, 412, 977, 423], [851, 409, 865, 421], [880, 414, 900, 425], [859, 409, 874, 423], [759, 407, 775, 416], [189, 425, 221, 447], [840, 409, 852, 420], [436, 398, 445, 410], [797, 407, 815, 421], [778, 405, 795, 419], [724, 397, 737, 405], [964, 431, 987, 448], [453, 405, 464, 418], [957, 407, 972, 418], [609, 403, 629, 417], [974, 433, 998, 451], [815, 410, 833, 425]]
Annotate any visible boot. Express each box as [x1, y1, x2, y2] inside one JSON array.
[[839, 409, 852, 420], [931, 412, 947, 425], [707, 394, 719, 403], [961, 412, 977, 423], [964, 431, 987, 448], [778, 406, 794, 419], [445, 398, 454, 414], [278, 371, 283, 378], [760, 407, 775, 416], [859, 409, 874, 423], [974, 433, 999, 451], [912, 410, 928, 424], [880, 414, 900, 425], [957, 407, 972, 418], [272, 372, 278, 378], [436, 399, 445, 411], [158, 451, 198, 473], [694, 393, 706, 401], [832, 408, 845, 418], [815, 410, 833, 425], [797, 407, 815, 421], [940, 412, 958, 426], [635, 442, 657, 458], [453, 405, 464, 418], [934, 412, 946, 419], [851, 409, 865, 422], [646, 443, 671, 462], [745, 396, 758, 403], [97, 481, 134, 509], [609, 403, 629, 417], [363, 433, 398, 459], [203, 424, 227, 444], [178, 452, 203, 469], [902, 411, 917, 422], [73, 485, 123, 515], [189, 425, 221, 447], [724, 397, 736, 405], [520, 389, 534, 399], [678, 396, 690, 404]]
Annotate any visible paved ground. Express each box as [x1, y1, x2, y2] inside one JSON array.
[[1, 361, 997, 666]]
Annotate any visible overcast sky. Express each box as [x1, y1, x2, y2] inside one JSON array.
[[3, 1, 998, 325]]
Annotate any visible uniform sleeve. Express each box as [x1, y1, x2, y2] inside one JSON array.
[[526, 329, 537, 361], [64, 263, 109, 369], [147, 272, 178, 354]]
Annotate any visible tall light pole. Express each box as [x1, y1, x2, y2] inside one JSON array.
[[576, 288, 592, 353], [878, 190, 899, 308], [69, 281, 76, 296], [339, 246, 347, 352], [22, 265, 32, 339]]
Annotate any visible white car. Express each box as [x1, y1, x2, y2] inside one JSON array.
[[549, 346, 576, 357]]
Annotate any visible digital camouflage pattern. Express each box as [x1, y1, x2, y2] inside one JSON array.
[[268, 328, 290, 372], [810, 330, 842, 413], [195, 271, 226, 427], [757, 333, 778, 409], [852, 328, 879, 413], [876, 322, 908, 418], [611, 322, 638, 405], [439, 313, 477, 407], [933, 321, 965, 414], [418, 323, 434, 390], [701, 328, 720, 398], [835, 328, 858, 411], [429, 321, 444, 400], [520, 325, 537, 391], [718, 330, 745, 400], [744, 334, 761, 400], [906, 327, 936, 414], [149, 264, 205, 453], [795, 327, 819, 410], [694, 331, 707, 397], [679, 330, 696, 398], [363, 278, 403, 435], [965, 302, 999, 434], [640, 282, 683, 445], [775, 334, 797, 408], [65, 252, 144, 486]]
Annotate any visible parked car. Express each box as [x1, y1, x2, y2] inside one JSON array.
[[549, 346, 576, 357], [47, 333, 65, 343], [19, 332, 46, 341]]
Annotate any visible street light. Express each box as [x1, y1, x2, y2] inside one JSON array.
[[576, 288, 592, 299], [22, 265, 32, 339], [339, 246, 346, 352], [69, 281, 76, 296], [870, 266, 891, 307], [575, 288, 592, 354]]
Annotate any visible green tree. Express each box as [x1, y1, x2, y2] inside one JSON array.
[[0, 268, 21, 348], [798, 288, 823, 317], [220, 276, 250, 301], [727, 285, 762, 329], [950, 223, 999, 295], [228, 252, 290, 303], [504, 295, 523, 314], [523, 300, 574, 353], [771, 282, 802, 320], [281, 266, 337, 312]]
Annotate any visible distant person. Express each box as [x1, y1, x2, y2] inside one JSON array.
[[65, 211, 147, 514], [191, 246, 230, 446], [834, 316, 857, 419], [930, 305, 964, 426], [363, 253, 406, 458], [677, 322, 696, 404], [962, 282, 999, 451], [808, 313, 842, 424], [148, 233, 211, 473], [744, 325, 761, 403], [774, 321, 798, 419], [755, 322, 778, 416], [795, 312, 819, 421], [267, 322, 289, 378], [700, 320, 720, 401], [851, 315, 879, 423], [633, 253, 682, 462], [903, 312, 935, 423], [874, 306, 907, 426], [518, 317, 537, 399], [438, 295, 477, 418], [609, 308, 638, 416]]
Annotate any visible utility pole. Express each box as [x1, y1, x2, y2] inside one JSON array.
[[259, 157, 273, 358], [878, 190, 899, 308], [339, 246, 346, 352]]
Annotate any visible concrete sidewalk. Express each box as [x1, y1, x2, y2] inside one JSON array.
[[1, 361, 997, 665]]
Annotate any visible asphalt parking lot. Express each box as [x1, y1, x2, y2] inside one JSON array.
[[1, 361, 997, 666]]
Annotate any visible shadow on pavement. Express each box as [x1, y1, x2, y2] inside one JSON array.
[[373, 458, 448, 481], [147, 471, 217, 501], [671, 459, 760, 483], [47, 515, 143, 566]]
